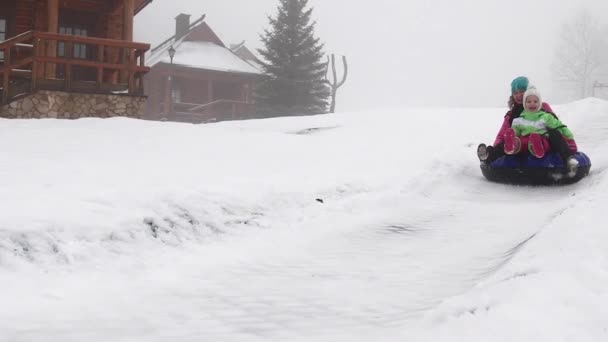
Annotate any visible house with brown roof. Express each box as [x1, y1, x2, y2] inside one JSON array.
[[144, 14, 264, 123]]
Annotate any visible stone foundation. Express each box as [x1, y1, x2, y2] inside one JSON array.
[[0, 90, 146, 119]]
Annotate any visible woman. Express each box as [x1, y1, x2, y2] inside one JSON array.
[[477, 76, 559, 162]]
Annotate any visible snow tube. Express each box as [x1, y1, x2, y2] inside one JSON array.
[[480, 152, 591, 185]]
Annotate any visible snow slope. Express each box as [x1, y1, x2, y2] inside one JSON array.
[[0, 99, 607, 341]]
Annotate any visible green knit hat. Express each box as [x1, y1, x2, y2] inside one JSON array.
[[511, 76, 529, 94]]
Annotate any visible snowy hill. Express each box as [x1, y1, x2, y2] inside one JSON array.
[[1, 99, 607, 341]]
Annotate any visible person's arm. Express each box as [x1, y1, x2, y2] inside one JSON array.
[[493, 114, 511, 146], [512, 122, 523, 136], [541, 102, 555, 115], [566, 138, 578, 153], [543, 113, 574, 139]]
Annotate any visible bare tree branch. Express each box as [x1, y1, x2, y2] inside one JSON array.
[[324, 54, 348, 113], [552, 10, 608, 98]]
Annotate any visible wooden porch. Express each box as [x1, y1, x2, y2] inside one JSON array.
[[161, 99, 256, 123], [1, 0, 153, 106], [1, 31, 149, 105], [144, 61, 259, 123]]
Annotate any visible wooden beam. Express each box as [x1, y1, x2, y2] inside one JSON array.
[[6, 56, 33, 70], [36, 56, 149, 72], [157, 66, 258, 83], [123, 0, 135, 42], [46, 0, 59, 79], [208, 79, 214, 103], [128, 68, 135, 93], [47, 0, 59, 33], [65, 41, 73, 91], [97, 45, 104, 89], [121, 0, 135, 87], [1, 48, 9, 105], [34, 32, 150, 50], [36, 42, 44, 80], [164, 75, 171, 116], [31, 37, 38, 92]]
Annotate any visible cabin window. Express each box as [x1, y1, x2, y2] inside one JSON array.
[[58, 26, 89, 59], [0, 19, 6, 61], [0, 19, 6, 40], [172, 85, 182, 103], [57, 23, 96, 81]]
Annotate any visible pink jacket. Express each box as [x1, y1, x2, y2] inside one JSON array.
[[492, 102, 577, 153]]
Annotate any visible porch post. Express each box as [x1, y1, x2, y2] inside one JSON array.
[[207, 79, 214, 119], [123, 0, 134, 42], [243, 83, 250, 102], [46, 0, 59, 78], [122, 0, 135, 88], [164, 74, 171, 119], [207, 79, 214, 102]]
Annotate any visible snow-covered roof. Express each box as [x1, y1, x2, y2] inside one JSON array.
[[229, 41, 265, 72], [244, 59, 265, 72], [148, 39, 262, 75], [229, 41, 246, 51]]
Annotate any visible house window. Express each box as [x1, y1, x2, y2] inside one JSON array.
[[0, 19, 6, 61], [58, 26, 88, 59], [172, 86, 182, 103]]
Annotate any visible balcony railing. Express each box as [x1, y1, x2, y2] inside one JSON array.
[[1, 31, 150, 105], [160, 99, 255, 123]]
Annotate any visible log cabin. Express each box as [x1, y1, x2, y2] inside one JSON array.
[[0, 0, 153, 119], [144, 14, 264, 124]]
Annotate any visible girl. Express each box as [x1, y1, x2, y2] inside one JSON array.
[[503, 86, 579, 175]]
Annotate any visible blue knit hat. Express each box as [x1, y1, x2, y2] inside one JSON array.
[[511, 76, 529, 94]]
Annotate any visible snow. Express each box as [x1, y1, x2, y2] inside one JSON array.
[[148, 40, 262, 75], [1, 98, 608, 341]]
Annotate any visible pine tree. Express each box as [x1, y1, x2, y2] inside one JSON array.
[[256, 0, 330, 116]]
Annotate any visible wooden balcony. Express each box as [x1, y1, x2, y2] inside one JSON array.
[[1, 31, 150, 105]]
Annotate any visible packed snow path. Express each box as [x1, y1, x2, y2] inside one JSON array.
[[1, 99, 607, 341]]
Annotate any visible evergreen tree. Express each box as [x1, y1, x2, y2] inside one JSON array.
[[256, 0, 330, 116]]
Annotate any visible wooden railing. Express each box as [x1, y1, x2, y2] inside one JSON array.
[[1, 31, 150, 105], [0, 31, 35, 104], [161, 99, 255, 123]]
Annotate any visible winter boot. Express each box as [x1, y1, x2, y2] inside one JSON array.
[[528, 133, 546, 158], [477, 143, 489, 161], [566, 156, 579, 178], [504, 128, 521, 155]]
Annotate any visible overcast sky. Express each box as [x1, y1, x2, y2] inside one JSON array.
[[135, 0, 608, 111]]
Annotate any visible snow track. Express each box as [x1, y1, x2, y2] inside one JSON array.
[[1, 99, 607, 341]]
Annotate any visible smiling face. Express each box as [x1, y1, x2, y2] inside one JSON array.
[[525, 95, 541, 112], [513, 90, 525, 105]]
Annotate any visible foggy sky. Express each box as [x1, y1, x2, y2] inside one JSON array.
[[135, 0, 608, 111]]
